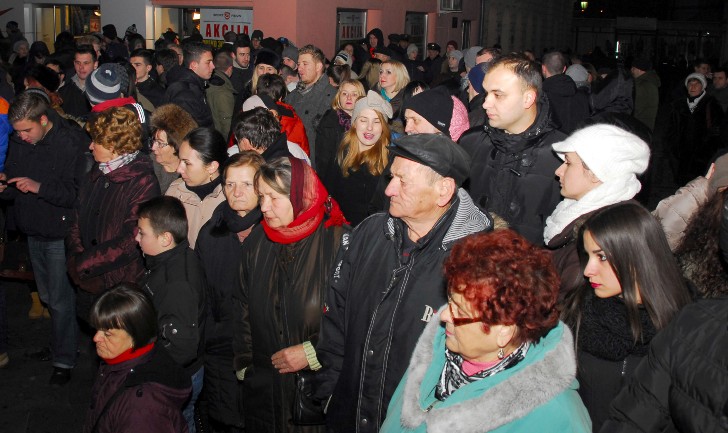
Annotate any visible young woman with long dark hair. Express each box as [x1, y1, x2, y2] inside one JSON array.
[[562, 201, 692, 431]]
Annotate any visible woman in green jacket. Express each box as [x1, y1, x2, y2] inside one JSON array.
[[381, 229, 592, 433]]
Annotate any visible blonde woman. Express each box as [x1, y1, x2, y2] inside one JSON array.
[[377, 60, 410, 133], [315, 79, 366, 170], [321, 90, 392, 225]]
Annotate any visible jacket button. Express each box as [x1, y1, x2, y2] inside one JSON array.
[[367, 350, 374, 356], [61, 215, 66, 221], [360, 418, 368, 426]]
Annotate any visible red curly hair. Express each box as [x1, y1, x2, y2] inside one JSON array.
[[444, 229, 560, 343]]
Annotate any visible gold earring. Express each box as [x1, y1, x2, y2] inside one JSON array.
[[497, 348, 505, 359]]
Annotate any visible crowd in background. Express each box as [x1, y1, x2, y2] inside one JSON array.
[[0, 18, 726, 433]]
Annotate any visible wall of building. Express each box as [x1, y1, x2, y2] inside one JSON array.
[[5, 0, 572, 58]]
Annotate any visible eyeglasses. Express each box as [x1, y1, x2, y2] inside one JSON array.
[[448, 297, 482, 327], [150, 138, 169, 149]]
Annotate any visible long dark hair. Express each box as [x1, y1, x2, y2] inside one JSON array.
[[562, 201, 691, 342]]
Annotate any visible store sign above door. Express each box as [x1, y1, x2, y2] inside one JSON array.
[[201, 8, 253, 39]]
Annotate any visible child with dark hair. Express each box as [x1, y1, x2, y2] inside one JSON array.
[[135, 195, 207, 433]]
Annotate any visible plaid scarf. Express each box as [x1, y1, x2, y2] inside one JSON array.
[[435, 341, 530, 401], [98, 151, 139, 175]]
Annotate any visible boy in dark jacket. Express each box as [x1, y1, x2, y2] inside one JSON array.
[[136, 196, 206, 433]]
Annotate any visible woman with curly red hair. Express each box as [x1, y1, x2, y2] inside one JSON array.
[[381, 229, 591, 433]]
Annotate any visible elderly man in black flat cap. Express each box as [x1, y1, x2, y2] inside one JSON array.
[[315, 134, 493, 433]]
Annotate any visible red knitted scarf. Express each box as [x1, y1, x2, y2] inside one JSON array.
[[262, 158, 348, 244]]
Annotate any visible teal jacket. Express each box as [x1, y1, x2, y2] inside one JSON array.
[[381, 318, 591, 433]]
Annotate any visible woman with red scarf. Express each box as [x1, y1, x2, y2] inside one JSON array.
[[84, 284, 191, 433], [233, 157, 349, 433]]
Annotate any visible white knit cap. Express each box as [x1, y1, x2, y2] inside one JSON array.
[[552, 124, 650, 182], [685, 72, 707, 89]]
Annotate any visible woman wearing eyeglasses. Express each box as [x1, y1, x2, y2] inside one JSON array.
[[149, 104, 198, 193], [195, 151, 264, 431], [381, 229, 592, 433]]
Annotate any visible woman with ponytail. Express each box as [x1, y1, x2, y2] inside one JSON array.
[[232, 157, 349, 433]]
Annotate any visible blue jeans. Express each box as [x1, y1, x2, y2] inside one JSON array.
[[27, 237, 78, 369], [183, 366, 204, 433]]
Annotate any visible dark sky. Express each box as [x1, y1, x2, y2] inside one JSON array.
[[574, 0, 725, 21]]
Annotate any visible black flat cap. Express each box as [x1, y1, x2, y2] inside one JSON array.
[[427, 42, 441, 51], [374, 46, 393, 58], [388, 134, 471, 186]]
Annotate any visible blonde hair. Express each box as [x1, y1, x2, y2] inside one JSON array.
[[332, 79, 365, 111], [337, 109, 390, 177], [378, 60, 410, 93]]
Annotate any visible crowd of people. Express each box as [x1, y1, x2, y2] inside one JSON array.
[[0, 19, 727, 433]]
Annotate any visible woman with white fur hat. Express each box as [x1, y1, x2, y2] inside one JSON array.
[[544, 123, 650, 301]]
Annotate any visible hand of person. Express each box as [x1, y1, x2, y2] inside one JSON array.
[[271, 344, 308, 374], [0, 173, 7, 193], [417, 66, 425, 72], [8, 177, 41, 194]]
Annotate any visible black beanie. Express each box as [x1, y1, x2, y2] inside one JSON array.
[[403, 86, 454, 135]]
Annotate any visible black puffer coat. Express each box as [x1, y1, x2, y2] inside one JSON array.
[[196, 203, 261, 428], [459, 94, 564, 244], [232, 223, 349, 433], [140, 241, 207, 377], [163, 67, 213, 128], [83, 345, 191, 433], [600, 299, 727, 433]]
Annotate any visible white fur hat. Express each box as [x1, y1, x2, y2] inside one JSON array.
[[552, 124, 650, 182]]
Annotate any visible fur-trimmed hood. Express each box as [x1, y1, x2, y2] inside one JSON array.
[[397, 316, 580, 433]]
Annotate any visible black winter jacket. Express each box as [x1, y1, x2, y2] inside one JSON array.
[[600, 299, 727, 433], [459, 95, 565, 244], [315, 108, 347, 172], [141, 240, 207, 376], [163, 67, 213, 127], [233, 222, 348, 433], [320, 158, 387, 227], [196, 203, 260, 428], [2, 112, 90, 239], [542, 74, 591, 134], [315, 190, 492, 433]]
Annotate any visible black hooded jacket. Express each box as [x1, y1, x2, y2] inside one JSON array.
[[163, 67, 213, 127], [459, 94, 565, 244], [542, 74, 591, 134]]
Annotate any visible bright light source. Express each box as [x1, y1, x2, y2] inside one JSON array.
[[94, 9, 101, 16], [580, 1, 588, 10], [193, 11, 200, 20]]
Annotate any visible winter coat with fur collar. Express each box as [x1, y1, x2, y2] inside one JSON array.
[[380, 319, 591, 433]]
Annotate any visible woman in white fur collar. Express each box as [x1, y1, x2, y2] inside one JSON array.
[[380, 230, 592, 433], [543, 121, 650, 301]]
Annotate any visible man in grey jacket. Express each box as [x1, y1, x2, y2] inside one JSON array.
[[284, 44, 335, 169]]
